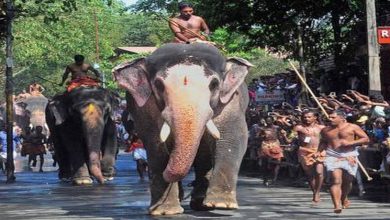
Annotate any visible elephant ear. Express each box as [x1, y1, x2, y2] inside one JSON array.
[[112, 58, 152, 107], [48, 99, 68, 125], [220, 57, 254, 104]]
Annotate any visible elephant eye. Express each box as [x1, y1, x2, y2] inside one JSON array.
[[154, 79, 165, 93], [209, 78, 220, 92]]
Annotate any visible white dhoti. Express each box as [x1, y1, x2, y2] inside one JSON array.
[[132, 148, 147, 161], [325, 148, 359, 177]]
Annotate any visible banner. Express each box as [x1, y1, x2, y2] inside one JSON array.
[[255, 89, 285, 105]]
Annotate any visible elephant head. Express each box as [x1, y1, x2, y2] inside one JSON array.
[[113, 43, 252, 183], [23, 95, 49, 128]]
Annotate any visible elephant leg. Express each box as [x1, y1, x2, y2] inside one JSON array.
[[203, 120, 248, 210], [67, 140, 92, 185], [52, 131, 72, 180], [190, 135, 213, 211], [146, 140, 184, 215], [56, 145, 72, 180], [101, 119, 117, 180]]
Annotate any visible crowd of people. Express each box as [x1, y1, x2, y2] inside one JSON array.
[[246, 85, 390, 213]]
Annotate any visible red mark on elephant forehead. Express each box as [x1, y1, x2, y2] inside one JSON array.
[[184, 76, 188, 85]]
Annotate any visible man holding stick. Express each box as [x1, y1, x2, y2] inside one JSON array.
[[320, 110, 369, 214], [169, 2, 210, 43]]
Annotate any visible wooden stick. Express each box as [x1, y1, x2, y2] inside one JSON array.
[[357, 160, 373, 181], [288, 60, 329, 119], [168, 19, 205, 40]]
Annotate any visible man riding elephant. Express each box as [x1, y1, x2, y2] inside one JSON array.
[[169, 2, 210, 44], [60, 54, 101, 92]]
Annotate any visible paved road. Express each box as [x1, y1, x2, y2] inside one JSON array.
[[1, 152, 390, 219]]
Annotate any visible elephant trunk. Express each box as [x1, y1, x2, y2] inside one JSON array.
[[82, 103, 105, 184], [89, 151, 105, 184], [162, 108, 209, 183]]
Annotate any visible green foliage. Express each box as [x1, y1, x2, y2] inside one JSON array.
[[11, 0, 127, 97], [133, 0, 371, 74], [210, 28, 250, 52], [122, 13, 172, 46], [210, 27, 290, 82]]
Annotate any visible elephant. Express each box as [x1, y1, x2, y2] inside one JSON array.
[[12, 95, 48, 132], [45, 86, 119, 185], [113, 43, 253, 215]]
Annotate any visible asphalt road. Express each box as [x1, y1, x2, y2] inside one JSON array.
[[1, 152, 390, 219]]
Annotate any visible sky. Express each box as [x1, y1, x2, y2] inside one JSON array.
[[121, 0, 137, 6]]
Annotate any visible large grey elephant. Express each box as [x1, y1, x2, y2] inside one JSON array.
[[45, 87, 119, 185], [113, 43, 252, 215]]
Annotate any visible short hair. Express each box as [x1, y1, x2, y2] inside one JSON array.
[[330, 109, 347, 119], [179, 2, 193, 10], [74, 54, 85, 62], [302, 109, 317, 116]]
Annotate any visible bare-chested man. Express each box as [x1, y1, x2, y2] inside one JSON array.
[[60, 54, 101, 91], [169, 2, 210, 43], [292, 110, 325, 204], [320, 110, 369, 214]]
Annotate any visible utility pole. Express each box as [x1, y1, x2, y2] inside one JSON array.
[[5, 0, 15, 183], [366, 0, 381, 95], [93, 9, 105, 88], [297, 21, 310, 104], [93, 9, 100, 63]]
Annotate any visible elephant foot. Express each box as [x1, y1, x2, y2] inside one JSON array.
[[203, 191, 238, 209], [102, 166, 116, 179], [72, 177, 93, 185], [149, 202, 184, 215], [104, 176, 114, 181], [190, 197, 213, 211]]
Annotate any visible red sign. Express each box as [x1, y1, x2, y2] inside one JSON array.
[[378, 26, 390, 44]]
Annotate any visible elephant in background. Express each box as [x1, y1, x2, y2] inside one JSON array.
[[45, 87, 119, 185], [113, 43, 252, 215], [12, 95, 48, 132]]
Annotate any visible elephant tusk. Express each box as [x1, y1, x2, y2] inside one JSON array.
[[206, 120, 220, 139], [160, 122, 171, 143]]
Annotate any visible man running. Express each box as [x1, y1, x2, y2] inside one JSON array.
[[320, 110, 369, 214], [169, 2, 210, 43], [287, 110, 325, 204]]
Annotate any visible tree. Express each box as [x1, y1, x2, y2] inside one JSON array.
[[122, 13, 172, 46], [10, 0, 127, 96], [133, 0, 369, 75]]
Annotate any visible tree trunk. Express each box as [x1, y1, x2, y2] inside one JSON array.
[[5, 0, 15, 183], [331, 4, 342, 92]]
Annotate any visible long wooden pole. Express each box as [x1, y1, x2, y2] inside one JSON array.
[[357, 160, 373, 181], [288, 60, 329, 119], [168, 18, 205, 39], [5, 0, 15, 183], [153, 13, 206, 40]]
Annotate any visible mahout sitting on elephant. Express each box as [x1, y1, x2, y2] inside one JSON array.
[[113, 43, 253, 215], [45, 86, 119, 185]]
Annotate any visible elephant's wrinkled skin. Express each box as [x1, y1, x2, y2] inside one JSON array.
[[113, 43, 252, 215], [45, 87, 118, 185]]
